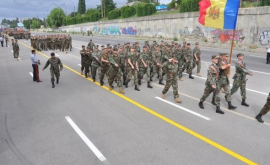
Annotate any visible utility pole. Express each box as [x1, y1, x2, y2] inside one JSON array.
[[101, 0, 103, 17], [104, 0, 106, 18]]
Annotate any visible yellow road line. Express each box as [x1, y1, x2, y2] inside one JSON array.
[[19, 41, 258, 165]]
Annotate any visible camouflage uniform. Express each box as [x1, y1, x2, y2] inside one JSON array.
[[100, 52, 110, 84], [80, 49, 87, 73], [175, 46, 184, 78], [193, 46, 201, 74], [255, 93, 270, 123], [138, 51, 151, 83], [108, 52, 122, 88], [230, 61, 252, 99], [87, 41, 95, 52], [84, 50, 92, 78], [43, 57, 63, 83], [162, 61, 179, 98], [91, 51, 101, 82], [118, 51, 127, 84], [126, 52, 139, 86], [153, 49, 163, 82], [200, 63, 221, 108], [183, 47, 193, 74], [13, 42, 19, 58]]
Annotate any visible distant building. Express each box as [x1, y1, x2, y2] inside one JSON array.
[[17, 23, 24, 28]]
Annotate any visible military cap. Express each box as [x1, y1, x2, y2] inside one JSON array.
[[82, 45, 85, 47], [195, 42, 199, 45], [101, 45, 105, 47], [187, 43, 191, 46], [119, 46, 124, 49], [107, 44, 110, 46], [90, 39, 92, 41], [219, 53, 228, 56], [212, 55, 219, 59], [113, 48, 118, 51], [51, 52, 55, 56], [236, 53, 244, 57], [127, 42, 130, 44], [143, 46, 147, 48], [130, 46, 136, 49]]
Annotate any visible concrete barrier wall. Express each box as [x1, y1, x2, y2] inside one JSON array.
[[60, 7, 270, 46]]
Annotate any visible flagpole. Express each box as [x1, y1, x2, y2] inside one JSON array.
[[227, 30, 236, 76]]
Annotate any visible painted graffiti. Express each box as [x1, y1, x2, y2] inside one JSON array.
[[208, 29, 245, 43], [122, 27, 137, 35], [259, 30, 270, 45]]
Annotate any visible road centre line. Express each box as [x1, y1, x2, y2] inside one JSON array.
[[155, 97, 211, 121], [65, 116, 108, 162], [19, 41, 258, 165], [152, 83, 270, 127], [29, 72, 33, 77]]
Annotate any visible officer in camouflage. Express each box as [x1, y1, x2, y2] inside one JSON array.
[[230, 53, 254, 107], [125, 47, 140, 91], [161, 58, 182, 103], [193, 42, 202, 77], [199, 55, 224, 114], [184, 43, 194, 79], [80, 45, 87, 75], [100, 48, 110, 86], [42, 52, 63, 88], [255, 93, 270, 123], [138, 46, 153, 88], [91, 47, 101, 82]]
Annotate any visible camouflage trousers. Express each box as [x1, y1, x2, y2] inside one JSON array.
[[259, 95, 270, 115], [119, 65, 126, 83], [162, 76, 179, 98], [108, 67, 122, 87], [182, 61, 193, 74], [155, 64, 163, 81], [126, 68, 138, 85], [150, 64, 157, 79], [200, 84, 221, 107], [14, 51, 19, 58], [83, 64, 91, 76], [178, 60, 184, 78], [138, 67, 150, 82], [91, 65, 100, 79], [213, 83, 232, 102], [50, 70, 60, 83], [192, 58, 201, 73], [100, 65, 110, 81], [231, 79, 246, 99]]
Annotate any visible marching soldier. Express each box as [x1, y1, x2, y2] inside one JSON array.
[[179, 42, 187, 80], [199, 55, 224, 114], [91, 47, 101, 82], [80, 45, 87, 75], [125, 47, 140, 91], [87, 39, 95, 52], [118, 47, 127, 85], [255, 93, 270, 123], [231, 53, 254, 107], [153, 45, 164, 85], [108, 48, 125, 94], [42, 52, 63, 88], [100, 48, 110, 86], [84, 47, 92, 78], [161, 58, 182, 103], [138, 46, 153, 88], [184, 43, 194, 79], [13, 40, 20, 60], [193, 42, 202, 77]]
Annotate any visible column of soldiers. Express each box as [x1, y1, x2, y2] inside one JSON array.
[[30, 34, 72, 52], [79, 39, 202, 103], [9, 31, 31, 40]]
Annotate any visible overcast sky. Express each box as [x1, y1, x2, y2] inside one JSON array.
[[0, 0, 171, 21]]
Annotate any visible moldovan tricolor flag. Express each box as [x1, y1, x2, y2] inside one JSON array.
[[198, 0, 240, 30]]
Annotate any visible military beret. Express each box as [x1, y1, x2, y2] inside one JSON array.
[[107, 44, 110, 46], [101, 45, 105, 47], [143, 46, 147, 48], [51, 52, 55, 56], [212, 55, 219, 59], [161, 40, 164, 42], [195, 42, 199, 45], [236, 53, 244, 57], [82, 45, 85, 47], [130, 46, 136, 49], [187, 43, 191, 46], [90, 39, 92, 41], [220, 53, 228, 56], [127, 42, 130, 44], [113, 48, 118, 51]]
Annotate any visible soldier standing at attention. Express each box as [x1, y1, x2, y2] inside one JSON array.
[[13, 40, 20, 60], [199, 55, 224, 114], [100, 48, 110, 86], [184, 43, 194, 79], [230, 53, 254, 107], [80, 45, 87, 75], [161, 58, 182, 103], [87, 39, 95, 52], [125, 47, 140, 91], [91, 47, 101, 82], [193, 42, 202, 77], [108, 48, 125, 94], [255, 93, 270, 123], [42, 52, 63, 88], [4, 34, 9, 47]]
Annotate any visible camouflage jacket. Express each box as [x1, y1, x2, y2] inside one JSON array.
[[101, 53, 110, 67], [175, 48, 183, 61], [139, 51, 150, 68], [163, 61, 178, 80], [87, 42, 95, 50], [43, 57, 63, 72], [118, 52, 126, 67], [232, 61, 251, 81], [219, 60, 229, 85], [206, 64, 219, 86], [127, 52, 138, 68], [184, 48, 193, 62], [153, 50, 163, 65], [163, 50, 174, 62], [91, 51, 101, 67], [13, 43, 19, 51], [109, 53, 121, 69], [84, 51, 92, 65], [80, 49, 87, 63], [193, 47, 201, 59]]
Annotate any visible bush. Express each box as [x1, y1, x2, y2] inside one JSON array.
[[179, 0, 200, 13], [260, 0, 270, 6], [173, 36, 178, 41], [108, 9, 121, 20], [136, 3, 156, 17], [120, 6, 136, 18]]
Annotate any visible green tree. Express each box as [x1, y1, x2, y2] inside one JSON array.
[[23, 19, 31, 29], [31, 18, 41, 29], [85, 8, 100, 16], [97, 0, 116, 17], [47, 7, 66, 28], [78, 0, 86, 14], [260, 0, 270, 6], [179, 0, 200, 13]]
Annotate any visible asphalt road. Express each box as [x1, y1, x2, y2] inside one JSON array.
[[0, 33, 269, 165]]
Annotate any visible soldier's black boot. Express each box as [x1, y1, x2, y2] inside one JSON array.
[[93, 76, 95, 82], [125, 80, 129, 88], [228, 102, 237, 110], [216, 107, 224, 114], [159, 80, 164, 85], [199, 101, 204, 109], [241, 99, 249, 107], [100, 80, 104, 86], [189, 74, 194, 79], [147, 82, 153, 88], [255, 114, 264, 123], [138, 79, 141, 85], [135, 85, 140, 91], [56, 79, 59, 84], [150, 78, 153, 81], [52, 82, 55, 88], [211, 97, 216, 106]]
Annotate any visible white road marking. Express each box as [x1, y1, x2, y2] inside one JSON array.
[[65, 116, 108, 162], [155, 97, 211, 121], [11, 50, 13, 52], [78, 64, 81, 66], [29, 72, 33, 77]]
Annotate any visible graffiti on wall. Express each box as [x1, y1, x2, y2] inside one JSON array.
[[259, 30, 270, 45], [208, 29, 245, 43], [92, 26, 137, 36], [122, 27, 137, 35]]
